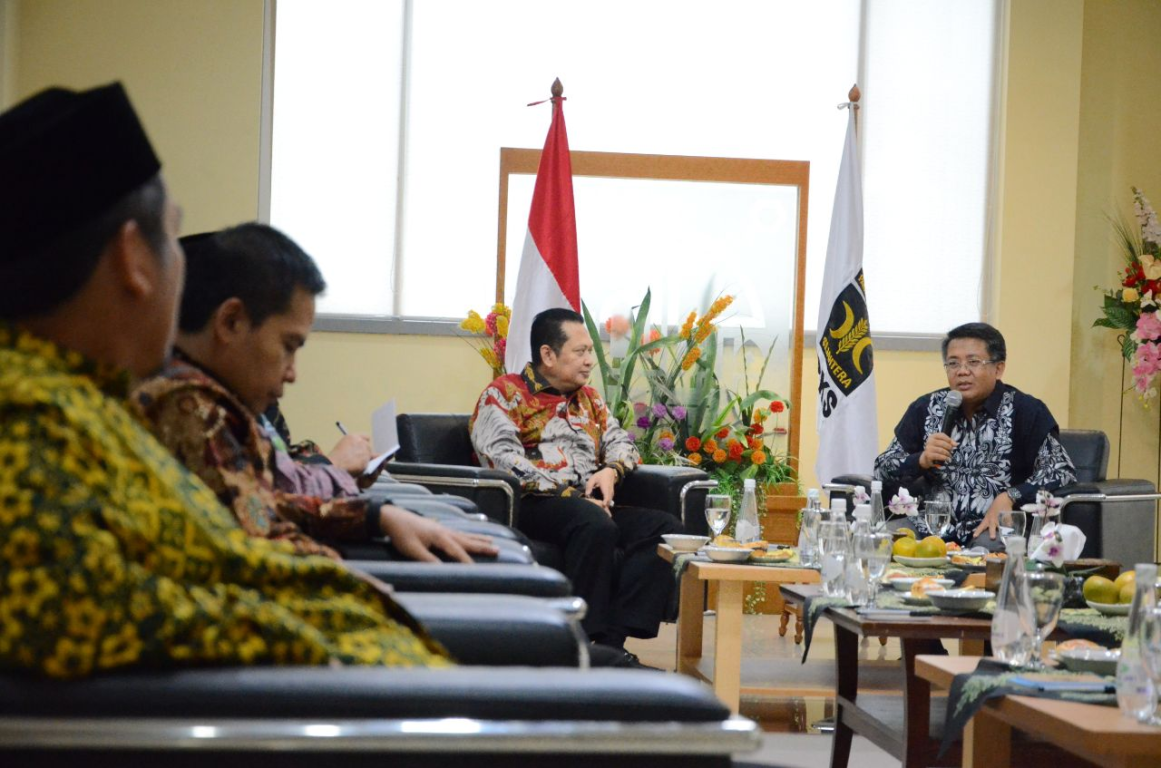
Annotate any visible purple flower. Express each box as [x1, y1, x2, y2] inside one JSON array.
[[636, 416, 651, 429], [633, 402, 648, 415], [658, 437, 675, 452], [652, 403, 668, 418], [671, 405, 687, 420]]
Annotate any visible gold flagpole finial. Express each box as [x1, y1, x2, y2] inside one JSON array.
[[848, 84, 860, 104], [551, 78, 564, 98]]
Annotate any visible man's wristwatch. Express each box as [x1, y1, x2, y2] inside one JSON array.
[[1005, 487, 1022, 505]]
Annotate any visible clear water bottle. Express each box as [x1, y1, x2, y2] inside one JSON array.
[[829, 497, 847, 523], [990, 537, 1034, 666], [1118, 563, 1158, 721], [735, 478, 761, 543], [797, 488, 822, 567], [817, 519, 850, 598], [847, 506, 874, 606], [869, 480, 886, 532]]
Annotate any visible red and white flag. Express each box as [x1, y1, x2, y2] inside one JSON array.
[[504, 90, 581, 373]]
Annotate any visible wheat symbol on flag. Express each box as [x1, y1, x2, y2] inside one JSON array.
[[504, 78, 581, 373], [815, 85, 878, 487]]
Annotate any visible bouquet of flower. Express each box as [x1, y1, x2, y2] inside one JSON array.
[[1094, 187, 1161, 399], [459, 303, 510, 379]]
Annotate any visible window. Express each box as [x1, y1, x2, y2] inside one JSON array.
[[269, 0, 997, 334]]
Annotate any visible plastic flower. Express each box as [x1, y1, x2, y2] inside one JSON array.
[[685, 436, 702, 452], [646, 328, 662, 353], [479, 348, 499, 369], [712, 449, 728, 463], [460, 310, 487, 334], [659, 430, 674, 441], [485, 312, 498, 336], [1138, 312, 1161, 342], [679, 311, 697, 340], [728, 443, 744, 461], [636, 416, 651, 429], [688, 452, 703, 465], [697, 295, 735, 329], [492, 302, 512, 319], [1123, 287, 1141, 303], [495, 314, 509, 338], [749, 423, 764, 435], [853, 486, 870, 506], [605, 314, 631, 338], [633, 402, 648, 415], [494, 337, 506, 358], [703, 439, 718, 454], [751, 450, 767, 465], [671, 405, 687, 420], [658, 437, 675, 452], [716, 427, 730, 439], [652, 403, 668, 418], [769, 400, 786, 413], [888, 488, 918, 517], [680, 347, 702, 371]]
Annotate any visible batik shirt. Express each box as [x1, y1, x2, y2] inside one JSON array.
[[130, 351, 381, 558], [874, 381, 1076, 544], [470, 364, 638, 497], [0, 325, 446, 678]]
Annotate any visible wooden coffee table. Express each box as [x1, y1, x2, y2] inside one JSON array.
[[658, 544, 819, 712], [918, 655, 1161, 768]]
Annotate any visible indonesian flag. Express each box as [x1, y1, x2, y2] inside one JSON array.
[[504, 92, 581, 373], [815, 104, 878, 486]]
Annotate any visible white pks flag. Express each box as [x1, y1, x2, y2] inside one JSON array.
[[815, 104, 878, 486], [504, 90, 581, 373]]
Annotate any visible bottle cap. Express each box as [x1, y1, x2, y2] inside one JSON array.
[[870, 480, 883, 492], [807, 488, 819, 500], [743, 478, 756, 489], [831, 498, 847, 513]]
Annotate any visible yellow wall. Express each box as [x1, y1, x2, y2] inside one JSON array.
[[7, 0, 1160, 511]]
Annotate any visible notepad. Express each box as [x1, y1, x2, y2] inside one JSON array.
[[1008, 674, 1113, 692], [365, 399, 400, 476]]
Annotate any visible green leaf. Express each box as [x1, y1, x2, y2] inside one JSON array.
[[1122, 333, 1137, 361], [1092, 318, 1119, 329], [1101, 303, 1139, 330], [581, 301, 615, 408], [618, 289, 653, 406]]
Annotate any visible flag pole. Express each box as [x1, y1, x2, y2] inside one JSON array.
[[841, 83, 861, 129]]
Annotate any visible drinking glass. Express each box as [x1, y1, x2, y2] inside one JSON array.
[[1023, 570, 1065, 670], [924, 499, 952, 539], [704, 494, 732, 539], [1138, 606, 1161, 726], [856, 533, 894, 603], [817, 521, 850, 598], [998, 508, 1027, 539]]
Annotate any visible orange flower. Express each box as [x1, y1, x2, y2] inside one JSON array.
[[726, 439, 740, 450], [752, 409, 766, 424], [712, 449, 728, 463], [728, 443, 744, 461], [679, 311, 697, 340], [696, 295, 735, 329], [694, 324, 714, 345], [647, 328, 662, 355], [751, 450, 767, 465], [685, 436, 702, 452], [659, 430, 674, 441], [703, 439, 718, 454], [747, 436, 761, 450], [680, 347, 702, 371], [688, 452, 703, 465], [770, 400, 786, 413], [716, 427, 730, 439]]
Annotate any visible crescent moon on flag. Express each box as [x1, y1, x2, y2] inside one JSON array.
[[829, 301, 855, 339], [852, 337, 872, 374]]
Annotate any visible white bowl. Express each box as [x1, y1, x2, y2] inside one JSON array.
[[894, 555, 949, 568], [928, 589, 994, 613], [889, 577, 954, 592], [902, 594, 932, 606], [703, 546, 753, 563], [662, 534, 710, 552], [1057, 648, 1119, 676], [1086, 600, 1131, 616]]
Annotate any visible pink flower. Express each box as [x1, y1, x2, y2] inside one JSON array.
[[604, 314, 631, 339], [485, 312, 498, 336], [1136, 311, 1161, 342], [1133, 341, 1161, 393]]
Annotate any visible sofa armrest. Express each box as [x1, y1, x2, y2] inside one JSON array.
[[618, 465, 710, 531], [345, 561, 572, 598], [388, 462, 520, 526], [394, 593, 585, 667]]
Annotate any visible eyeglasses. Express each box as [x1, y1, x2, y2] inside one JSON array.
[[942, 358, 996, 372]]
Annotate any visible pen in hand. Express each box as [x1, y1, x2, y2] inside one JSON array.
[[335, 421, 348, 436]]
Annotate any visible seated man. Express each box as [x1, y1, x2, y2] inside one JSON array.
[[874, 322, 1076, 547], [470, 308, 684, 660], [131, 225, 498, 564], [0, 83, 445, 677]]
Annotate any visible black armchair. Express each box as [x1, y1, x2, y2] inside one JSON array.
[[393, 413, 714, 545], [0, 666, 758, 767], [830, 429, 1157, 563]]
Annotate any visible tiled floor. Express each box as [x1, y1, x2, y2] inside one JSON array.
[[624, 612, 920, 767]]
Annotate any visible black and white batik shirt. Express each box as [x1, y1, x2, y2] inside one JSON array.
[[873, 381, 1076, 545]]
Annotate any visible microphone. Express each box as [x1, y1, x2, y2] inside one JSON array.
[[940, 390, 963, 437], [933, 390, 962, 470]]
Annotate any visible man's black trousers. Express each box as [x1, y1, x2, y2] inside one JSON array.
[[519, 495, 684, 641]]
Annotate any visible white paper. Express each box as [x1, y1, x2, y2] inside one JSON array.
[[366, 399, 400, 475]]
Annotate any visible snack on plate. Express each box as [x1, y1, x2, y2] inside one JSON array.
[[951, 554, 985, 566], [885, 570, 910, 580], [986, 552, 1008, 561], [1057, 639, 1106, 652], [910, 576, 949, 599], [710, 535, 768, 550], [945, 542, 962, 552], [752, 548, 795, 562]]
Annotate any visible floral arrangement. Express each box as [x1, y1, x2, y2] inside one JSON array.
[[888, 488, 918, 517], [1094, 187, 1161, 399], [459, 303, 510, 379]]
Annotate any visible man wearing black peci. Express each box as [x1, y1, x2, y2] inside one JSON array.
[[874, 322, 1076, 547]]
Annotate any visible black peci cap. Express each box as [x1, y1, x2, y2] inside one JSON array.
[[0, 82, 161, 262]]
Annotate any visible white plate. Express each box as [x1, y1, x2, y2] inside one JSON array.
[[893, 555, 949, 567], [662, 534, 710, 552], [1086, 600, 1131, 616], [702, 546, 752, 563], [929, 589, 994, 613], [1057, 648, 1119, 676], [888, 577, 954, 592]]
